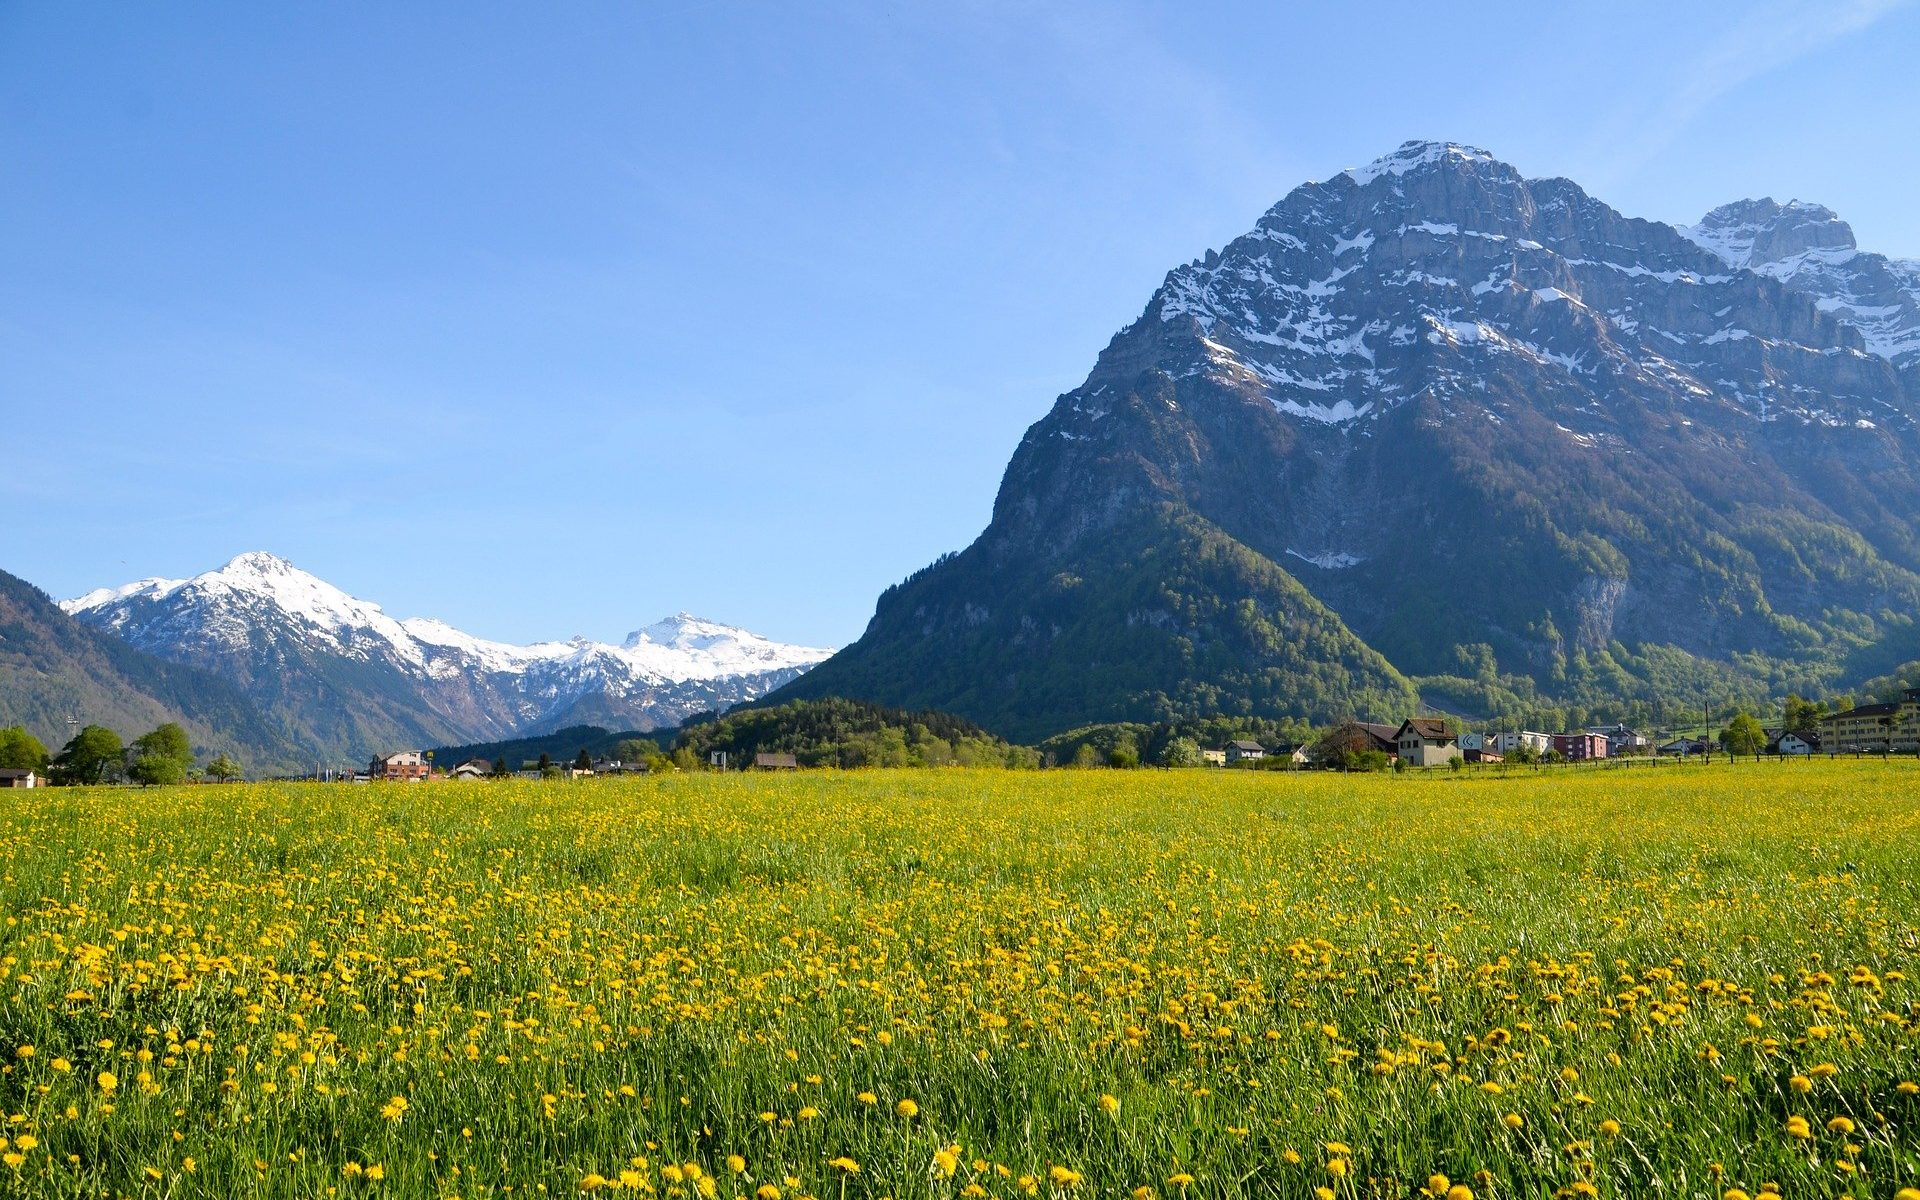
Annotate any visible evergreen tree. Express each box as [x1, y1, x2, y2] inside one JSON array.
[[492, 757, 509, 778], [575, 749, 593, 771]]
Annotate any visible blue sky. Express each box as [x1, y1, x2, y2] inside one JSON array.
[[4, 1, 1916, 647]]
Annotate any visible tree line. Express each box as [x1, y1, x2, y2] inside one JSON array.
[[0, 723, 242, 785]]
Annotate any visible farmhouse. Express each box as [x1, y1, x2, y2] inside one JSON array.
[[0, 769, 39, 788], [1200, 748, 1227, 767], [754, 752, 799, 770], [1818, 689, 1920, 753], [450, 759, 492, 779], [1226, 739, 1266, 764], [370, 751, 429, 782], [1766, 729, 1820, 756], [1394, 718, 1462, 767]]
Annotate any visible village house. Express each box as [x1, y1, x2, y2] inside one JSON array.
[[1588, 724, 1650, 756], [754, 752, 799, 770], [1551, 733, 1609, 761], [1463, 746, 1503, 764], [0, 768, 40, 789], [1394, 718, 1462, 767], [1490, 731, 1552, 756], [1271, 742, 1309, 766], [1765, 729, 1821, 756], [1818, 689, 1920, 753], [1200, 747, 1227, 767], [1226, 739, 1266, 764], [592, 758, 649, 775], [1657, 737, 1709, 756], [369, 751, 429, 782], [450, 759, 492, 779]]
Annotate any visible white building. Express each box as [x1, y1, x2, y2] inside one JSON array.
[[1491, 731, 1552, 756]]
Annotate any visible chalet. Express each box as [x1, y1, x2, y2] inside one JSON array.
[[1226, 739, 1266, 764], [1766, 729, 1820, 756], [1308, 721, 1399, 765], [1551, 733, 1609, 761], [1200, 748, 1227, 767], [450, 759, 492, 780], [754, 752, 799, 770], [0, 769, 39, 789], [370, 751, 429, 782], [1818, 689, 1920, 753], [1394, 718, 1462, 767], [1491, 731, 1552, 756]]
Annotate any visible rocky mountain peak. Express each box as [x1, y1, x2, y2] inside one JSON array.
[[1339, 140, 1504, 188], [1683, 198, 1920, 366], [1683, 198, 1857, 270], [781, 140, 1920, 740]]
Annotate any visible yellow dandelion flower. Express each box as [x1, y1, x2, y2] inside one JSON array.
[[896, 1099, 919, 1118], [96, 1071, 117, 1094], [1099, 1093, 1120, 1115], [829, 1157, 860, 1174], [1784, 1115, 1812, 1140]]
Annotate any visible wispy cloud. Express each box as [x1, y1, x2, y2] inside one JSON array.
[[1582, 0, 1913, 189]]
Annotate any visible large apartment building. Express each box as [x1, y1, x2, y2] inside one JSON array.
[[1818, 689, 1920, 753]]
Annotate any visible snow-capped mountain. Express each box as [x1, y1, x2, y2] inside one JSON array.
[[63, 552, 835, 761], [779, 140, 1920, 739], [1681, 198, 1920, 369]]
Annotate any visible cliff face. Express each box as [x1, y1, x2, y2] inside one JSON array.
[[781, 143, 1920, 737]]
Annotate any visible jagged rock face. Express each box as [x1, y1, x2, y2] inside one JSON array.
[[784, 142, 1920, 736], [1683, 198, 1920, 369], [63, 553, 834, 762]]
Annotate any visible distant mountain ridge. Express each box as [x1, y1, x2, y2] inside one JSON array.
[[0, 566, 299, 767], [778, 140, 1920, 738], [64, 552, 835, 763]]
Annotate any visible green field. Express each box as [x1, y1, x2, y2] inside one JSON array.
[[1, 763, 1917, 1198]]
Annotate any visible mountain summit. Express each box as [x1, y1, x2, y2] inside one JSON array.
[[778, 141, 1920, 738], [64, 553, 835, 762], [1681, 197, 1920, 367]]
